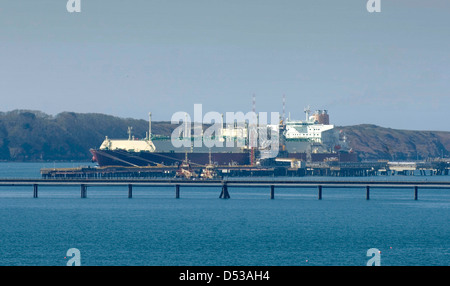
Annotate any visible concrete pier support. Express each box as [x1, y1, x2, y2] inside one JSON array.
[[366, 186, 370, 200], [175, 184, 180, 199], [33, 184, 38, 198], [128, 184, 133, 198], [270, 185, 275, 199], [81, 184, 87, 198], [220, 183, 230, 199], [318, 185, 322, 200], [414, 186, 418, 200]]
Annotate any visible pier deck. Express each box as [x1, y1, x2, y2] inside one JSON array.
[[39, 160, 450, 179], [1, 178, 449, 200]]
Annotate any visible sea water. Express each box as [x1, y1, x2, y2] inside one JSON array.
[[0, 162, 449, 266]]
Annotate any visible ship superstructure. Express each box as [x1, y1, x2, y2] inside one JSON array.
[[284, 109, 345, 152]]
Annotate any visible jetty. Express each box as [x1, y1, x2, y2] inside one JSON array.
[[1, 177, 449, 200], [39, 160, 450, 179]]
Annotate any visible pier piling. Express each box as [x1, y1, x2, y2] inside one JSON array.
[[128, 184, 133, 198], [270, 185, 275, 199], [318, 185, 322, 200], [81, 184, 87, 198], [366, 186, 370, 200], [220, 183, 230, 199], [414, 186, 418, 200], [175, 184, 180, 199], [33, 184, 38, 198]]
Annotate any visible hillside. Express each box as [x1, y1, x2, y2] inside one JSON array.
[[0, 110, 175, 161], [339, 124, 450, 161], [0, 110, 449, 161]]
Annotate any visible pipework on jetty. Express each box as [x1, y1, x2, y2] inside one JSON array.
[[40, 160, 450, 179]]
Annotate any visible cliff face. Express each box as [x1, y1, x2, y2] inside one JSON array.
[[0, 110, 449, 161], [339, 124, 450, 161]]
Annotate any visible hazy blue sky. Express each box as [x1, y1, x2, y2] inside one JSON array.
[[1, 0, 449, 130]]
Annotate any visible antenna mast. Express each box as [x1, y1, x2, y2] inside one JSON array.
[[127, 126, 133, 140], [148, 112, 152, 139], [250, 94, 256, 166], [304, 105, 311, 122], [252, 94, 256, 113]]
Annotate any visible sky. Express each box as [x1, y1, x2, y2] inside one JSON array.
[[0, 0, 449, 131]]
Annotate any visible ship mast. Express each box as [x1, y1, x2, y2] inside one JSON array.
[[148, 112, 152, 139], [304, 105, 311, 122], [250, 94, 256, 166], [184, 113, 189, 138], [127, 126, 133, 140]]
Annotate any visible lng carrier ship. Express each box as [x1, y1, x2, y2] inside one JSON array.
[[90, 108, 357, 168]]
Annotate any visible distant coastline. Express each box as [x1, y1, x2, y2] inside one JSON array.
[[0, 110, 449, 162]]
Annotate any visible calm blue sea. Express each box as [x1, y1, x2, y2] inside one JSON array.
[[0, 162, 449, 266]]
